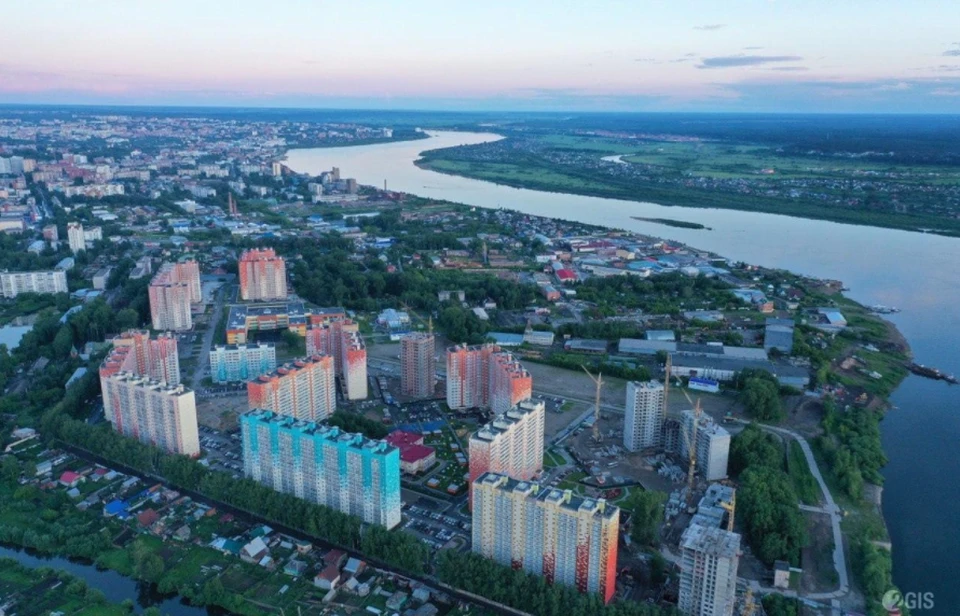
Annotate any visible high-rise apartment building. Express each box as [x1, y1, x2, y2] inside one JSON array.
[[489, 352, 532, 415], [148, 260, 201, 331], [679, 409, 731, 481], [468, 399, 544, 504], [246, 355, 336, 422], [678, 524, 741, 616], [400, 332, 435, 399], [241, 410, 401, 529], [67, 222, 85, 253], [447, 343, 498, 410], [446, 344, 531, 412], [238, 248, 287, 301], [101, 373, 199, 457], [99, 330, 180, 385], [341, 328, 367, 400], [623, 380, 666, 452], [99, 330, 181, 425], [0, 270, 68, 298], [305, 319, 367, 401], [472, 472, 619, 604], [209, 343, 277, 384]]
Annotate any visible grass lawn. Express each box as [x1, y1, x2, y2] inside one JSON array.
[[556, 471, 587, 492], [543, 448, 565, 469], [787, 441, 821, 506]]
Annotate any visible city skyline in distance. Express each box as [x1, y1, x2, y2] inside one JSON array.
[[4, 0, 960, 113]]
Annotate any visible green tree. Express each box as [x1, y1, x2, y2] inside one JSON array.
[[729, 423, 782, 476], [738, 466, 807, 565], [202, 576, 225, 604], [741, 378, 784, 421], [115, 308, 140, 331], [625, 490, 667, 546]]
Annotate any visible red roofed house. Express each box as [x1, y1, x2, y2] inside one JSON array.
[[399, 444, 436, 474], [555, 269, 577, 284], [385, 430, 423, 448], [137, 508, 160, 527], [59, 471, 83, 488], [385, 431, 436, 474], [314, 563, 342, 590]]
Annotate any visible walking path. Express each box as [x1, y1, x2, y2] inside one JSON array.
[[737, 420, 850, 601]]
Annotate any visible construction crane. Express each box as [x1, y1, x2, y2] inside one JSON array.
[[581, 366, 604, 442], [678, 387, 703, 507], [719, 491, 736, 532], [741, 587, 756, 616], [663, 353, 672, 413]]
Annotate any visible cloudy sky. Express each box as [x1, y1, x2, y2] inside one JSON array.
[[3, 0, 960, 112]]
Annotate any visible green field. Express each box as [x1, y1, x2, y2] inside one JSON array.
[[417, 131, 960, 236]]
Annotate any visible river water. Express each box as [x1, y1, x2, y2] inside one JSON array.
[[286, 131, 960, 614], [0, 544, 215, 615]]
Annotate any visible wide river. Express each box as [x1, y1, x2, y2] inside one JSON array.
[[287, 131, 959, 614]]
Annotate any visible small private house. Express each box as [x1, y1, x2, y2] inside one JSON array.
[[314, 563, 341, 590], [58, 471, 83, 488]]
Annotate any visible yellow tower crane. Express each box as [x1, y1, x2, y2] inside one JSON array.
[[719, 491, 736, 532], [678, 387, 703, 507]]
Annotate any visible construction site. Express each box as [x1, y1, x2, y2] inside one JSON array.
[[548, 359, 793, 616]]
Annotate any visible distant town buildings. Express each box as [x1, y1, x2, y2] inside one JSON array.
[[246, 355, 336, 422], [209, 343, 277, 384], [0, 269, 67, 298], [623, 380, 665, 452], [241, 410, 401, 529], [678, 524, 741, 616], [148, 260, 201, 331], [400, 333, 436, 399], [472, 472, 619, 604], [446, 344, 531, 412], [468, 399, 545, 504], [239, 248, 287, 301]]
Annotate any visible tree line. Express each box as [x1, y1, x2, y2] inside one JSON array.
[[436, 551, 676, 616], [40, 407, 429, 576], [728, 424, 807, 566]]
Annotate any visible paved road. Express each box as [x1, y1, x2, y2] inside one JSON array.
[[739, 420, 850, 601], [191, 285, 228, 386]]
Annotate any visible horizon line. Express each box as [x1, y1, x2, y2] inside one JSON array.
[[1, 101, 959, 117]]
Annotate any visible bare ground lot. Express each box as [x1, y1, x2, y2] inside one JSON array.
[[197, 392, 247, 431]]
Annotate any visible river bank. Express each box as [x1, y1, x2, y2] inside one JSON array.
[[413, 136, 960, 238], [0, 544, 212, 615], [284, 130, 960, 614]]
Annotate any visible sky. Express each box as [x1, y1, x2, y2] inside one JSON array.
[[3, 0, 960, 113]]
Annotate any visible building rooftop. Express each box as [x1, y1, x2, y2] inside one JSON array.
[[242, 409, 397, 456], [681, 523, 741, 559], [476, 472, 619, 522]]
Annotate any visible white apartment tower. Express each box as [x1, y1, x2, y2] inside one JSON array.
[[67, 222, 85, 253], [623, 380, 666, 451], [0, 270, 68, 298], [679, 409, 731, 481], [101, 374, 200, 457], [468, 399, 545, 506], [678, 524, 741, 616]]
